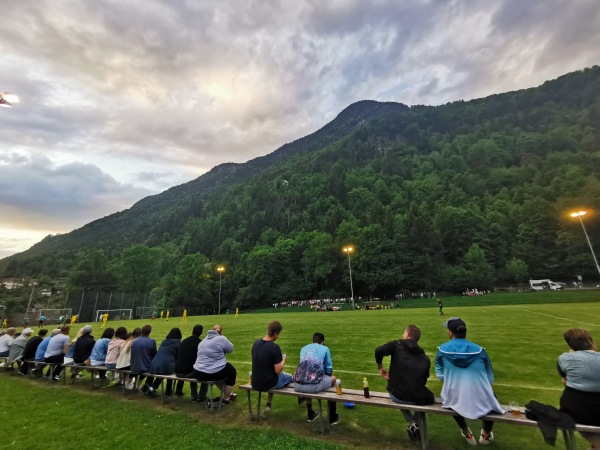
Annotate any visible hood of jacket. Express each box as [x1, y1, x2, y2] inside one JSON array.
[[204, 329, 220, 340], [437, 338, 483, 368], [400, 338, 426, 355]]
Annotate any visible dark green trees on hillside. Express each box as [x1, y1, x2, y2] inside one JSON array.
[[2, 67, 600, 307]]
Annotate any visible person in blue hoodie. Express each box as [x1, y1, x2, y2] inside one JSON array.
[[435, 317, 504, 446]]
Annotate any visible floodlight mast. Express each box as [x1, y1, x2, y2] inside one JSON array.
[[570, 211, 600, 277]]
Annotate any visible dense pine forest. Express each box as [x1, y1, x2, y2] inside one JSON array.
[[1, 67, 599, 311]]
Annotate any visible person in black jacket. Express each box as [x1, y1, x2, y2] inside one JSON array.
[[174, 324, 208, 402], [71, 325, 96, 378], [375, 324, 434, 442], [18, 329, 48, 375]]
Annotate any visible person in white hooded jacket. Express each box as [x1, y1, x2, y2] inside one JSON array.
[[192, 324, 237, 404]]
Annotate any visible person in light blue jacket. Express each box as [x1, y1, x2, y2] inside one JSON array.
[[435, 317, 504, 446]]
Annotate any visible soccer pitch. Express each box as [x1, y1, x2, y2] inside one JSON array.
[[4, 297, 599, 449]]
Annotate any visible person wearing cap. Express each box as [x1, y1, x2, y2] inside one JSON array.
[[70, 325, 96, 378], [43, 325, 71, 380], [435, 317, 504, 446], [375, 324, 434, 442], [0, 327, 16, 357], [19, 329, 48, 375], [7, 328, 33, 367]]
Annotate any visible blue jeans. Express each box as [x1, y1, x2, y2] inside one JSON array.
[[274, 372, 293, 389], [389, 392, 420, 424]]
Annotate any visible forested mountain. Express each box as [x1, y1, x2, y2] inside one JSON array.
[[2, 66, 600, 310]]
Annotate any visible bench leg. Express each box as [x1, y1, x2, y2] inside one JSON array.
[[246, 390, 254, 419], [562, 429, 576, 450], [317, 399, 325, 434], [257, 391, 262, 418], [416, 412, 429, 450]]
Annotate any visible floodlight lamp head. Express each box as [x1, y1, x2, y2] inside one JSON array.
[[0, 92, 18, 107], [570, 211, 587, 218]]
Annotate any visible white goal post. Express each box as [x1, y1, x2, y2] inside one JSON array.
[[136, 306, 159, 319], [37, 308, 72, 323], [95, 309, 133, 322]]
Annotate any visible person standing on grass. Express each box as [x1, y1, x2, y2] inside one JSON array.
[[182, 308, 187, 323], [293, 332, 340, 425], [192, 324, 237, 405], [43, 325, 71, 380], [437, 298, 444, 316], [375, 324, 434, 442], [557, 328, 600, 449], [174, 324, 208, 402], [101, 312, 109, 329], [435, 317, 504, 446], [19, 329, 47, 375], [130, 324, 157, 393], [251, 320, 292, 419]]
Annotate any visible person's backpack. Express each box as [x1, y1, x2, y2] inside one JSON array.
[[293, 348, 324, 385]]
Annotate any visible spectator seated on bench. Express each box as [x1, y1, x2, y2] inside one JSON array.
[[19, 329, 48, 376], [70, 325, 96, 378], [174, 324, 208, 402], [43, 325, 71, 381], [130, 324, 157, 395], [105, 326, 128, 384], [192, 324, 237, 406], [0, 327, 16, 358], [89, 327, 115, 379], [251, 320, 292, 419], [147, 328, 182, 397], [117, 327, 142, 389], [7, 328, 33, 369]]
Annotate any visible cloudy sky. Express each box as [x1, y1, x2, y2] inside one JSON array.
[[1, 0, 599, 259]]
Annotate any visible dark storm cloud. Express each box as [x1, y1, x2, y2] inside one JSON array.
[[0, 154, 152, 230]]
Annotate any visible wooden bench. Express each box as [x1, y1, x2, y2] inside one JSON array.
[[239, 384, 600, 450], [145, 373, 227, 410]]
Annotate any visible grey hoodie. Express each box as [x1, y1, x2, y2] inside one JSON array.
[[193, 329, 234, 374]]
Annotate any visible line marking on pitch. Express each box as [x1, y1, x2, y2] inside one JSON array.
[[512, 309, 600, 328]]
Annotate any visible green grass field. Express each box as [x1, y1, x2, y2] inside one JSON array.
[[1, 292, 599, 449]]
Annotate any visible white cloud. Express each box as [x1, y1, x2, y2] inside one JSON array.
[[1, 0, 599, 258]]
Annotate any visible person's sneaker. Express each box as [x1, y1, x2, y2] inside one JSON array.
[[259, 406, 271, 420], [146, 388, 159, 398], [407, 423, 421, 442], [461, 429, 477, 446], [307, 410, 320, 423], [53, 375, 61, 381], [329, 414, 341, 426], [229, 393, 237, 402], [140, 384, 149, 394], [196, 396, 207, 403], [174, 391, 185, 397], [479, 429, 494, 445], [165, 391, 173, 397]]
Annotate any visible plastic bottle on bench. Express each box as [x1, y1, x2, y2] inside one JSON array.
[[363, 377, 370, 398]]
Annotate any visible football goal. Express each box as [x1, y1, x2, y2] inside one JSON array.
[[136, 306, 159, 319], [95, 309, 133, 322], [37, 308, 72, 324]]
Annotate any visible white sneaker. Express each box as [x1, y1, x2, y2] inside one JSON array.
[[461, 429, 477, 446], [479, 429, 494, 445], [259, 406, 271, 420]]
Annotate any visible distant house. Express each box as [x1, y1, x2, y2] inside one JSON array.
[[1, 278, 25, 290]]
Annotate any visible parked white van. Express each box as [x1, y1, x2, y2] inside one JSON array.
[[529, 279, 563, 291]]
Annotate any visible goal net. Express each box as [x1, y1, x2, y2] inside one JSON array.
[[95, 309, 133, 322], [136, 306, 159, 319], [37, 308, 72, 324]]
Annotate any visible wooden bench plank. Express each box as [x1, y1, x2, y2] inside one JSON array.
[[239, 383, 597, 450]]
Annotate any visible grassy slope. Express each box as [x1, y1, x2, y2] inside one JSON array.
[[2, 290, 598, 449]]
